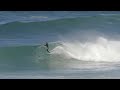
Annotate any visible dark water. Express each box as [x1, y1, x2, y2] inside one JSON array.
[[0, 11, 120, 78]]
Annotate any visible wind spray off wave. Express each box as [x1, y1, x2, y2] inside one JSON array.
[[51, 37, 120, 62]]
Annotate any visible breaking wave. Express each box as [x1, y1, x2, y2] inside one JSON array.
[[51, 37, 120, 62]]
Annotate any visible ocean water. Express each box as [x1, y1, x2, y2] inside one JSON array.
[[0, 11, 120, 78]]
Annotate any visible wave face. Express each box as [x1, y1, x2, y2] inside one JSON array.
[[0, 11, 120, 73]]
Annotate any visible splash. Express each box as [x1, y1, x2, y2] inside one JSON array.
[[51, 37, 120, 62]]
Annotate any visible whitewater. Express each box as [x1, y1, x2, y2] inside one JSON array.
[[0, 11, 120, 78]]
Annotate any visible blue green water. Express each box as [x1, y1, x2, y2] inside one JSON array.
[[0, 11, 120, 78]]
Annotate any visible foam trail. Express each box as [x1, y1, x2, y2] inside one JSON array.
[[51, 37, 120, 62]]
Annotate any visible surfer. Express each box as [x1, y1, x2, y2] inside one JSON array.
[[44, 42, 50, 53]]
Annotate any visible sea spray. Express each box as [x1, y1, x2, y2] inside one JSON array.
[[51, 37, 120, 62]]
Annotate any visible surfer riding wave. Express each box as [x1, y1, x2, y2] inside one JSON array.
[[44, 42, 50, 53]]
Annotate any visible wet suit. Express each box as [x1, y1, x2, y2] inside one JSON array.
[[45, 42, 50, 53]]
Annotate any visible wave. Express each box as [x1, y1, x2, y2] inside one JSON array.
[[0, 11, 120, 25], [0, 15, 120, 39], [0, 37, 120, 71], [51, 37, 120, 62], [1, 36, 120, 63], [1, 14, 120, 27]]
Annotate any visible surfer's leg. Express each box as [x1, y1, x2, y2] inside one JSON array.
[[47, 49, 50, 53]]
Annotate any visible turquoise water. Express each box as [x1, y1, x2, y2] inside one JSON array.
[[0, 11, 120, 78]]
